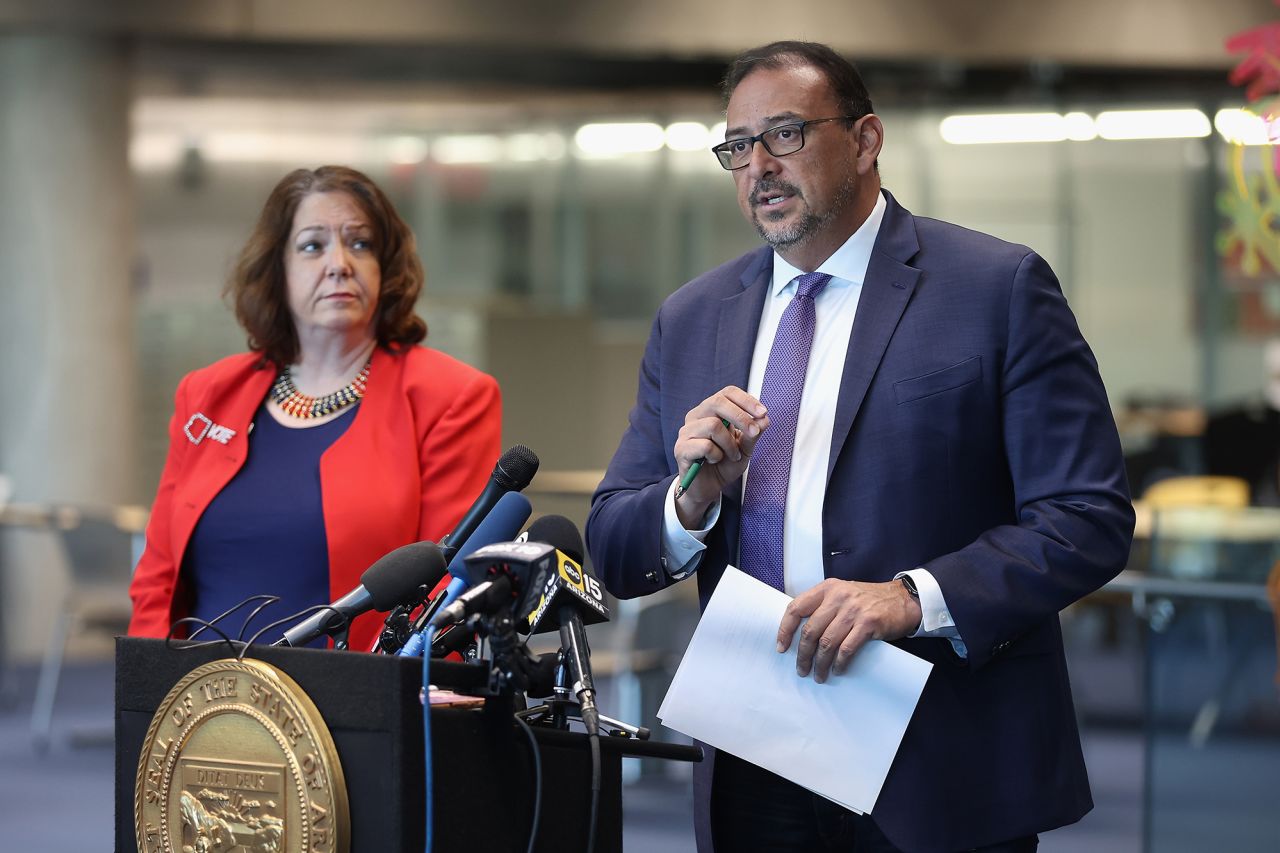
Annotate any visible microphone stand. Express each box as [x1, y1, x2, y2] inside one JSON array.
[[375, 602, 416, 654], [516, 650, 651, 740]]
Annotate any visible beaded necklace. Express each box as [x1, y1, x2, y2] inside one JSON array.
[[270, 359, 371, 419]]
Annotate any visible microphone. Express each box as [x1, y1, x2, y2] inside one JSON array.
[[430, 540, 558, 629], [522, 514, 584, 563], [276, 541, 446, 648], [429, 619, 479, 659], [521, 516, 610, 736], [439, 445, 540, 563], [429, 575, 517, 629], [561, 615, 601, 736], [520, 516, 608, 636], [443, 492, 534, 588], [397, 492, 533, 657]]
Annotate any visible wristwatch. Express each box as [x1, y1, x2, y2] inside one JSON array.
[[898, 574, 920, 600]]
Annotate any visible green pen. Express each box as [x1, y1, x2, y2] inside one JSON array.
[[674, 418, 732, 500]]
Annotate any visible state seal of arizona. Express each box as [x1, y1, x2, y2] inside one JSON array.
[[135, 658, 349, 853]]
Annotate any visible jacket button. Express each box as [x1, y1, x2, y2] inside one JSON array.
[[645, 570, 659, 583]]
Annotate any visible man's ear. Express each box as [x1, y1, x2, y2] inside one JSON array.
[[854, 114, 884, 175]]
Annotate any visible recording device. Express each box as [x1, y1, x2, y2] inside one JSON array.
[[521, 516, 609, 735], [396, 491, 534, 657], [438, 445, 540, 563], [276, 540, 446, 648]]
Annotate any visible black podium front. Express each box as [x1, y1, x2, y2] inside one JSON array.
[[115, 637, 637, 852]]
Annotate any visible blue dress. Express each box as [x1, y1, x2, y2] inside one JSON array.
[[186, 403, 357, 646]]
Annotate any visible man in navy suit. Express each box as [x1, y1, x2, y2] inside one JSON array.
[[586, 41, 1134, 853]]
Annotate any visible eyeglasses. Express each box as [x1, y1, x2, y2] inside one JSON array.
[[711, 116, 857, 171]]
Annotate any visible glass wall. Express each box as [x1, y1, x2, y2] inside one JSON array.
[[130, 91, 1273, 503]]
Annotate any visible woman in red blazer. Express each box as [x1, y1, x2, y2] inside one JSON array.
[[128, 166, 501, 651]]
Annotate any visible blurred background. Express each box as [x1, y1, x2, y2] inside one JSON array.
[[1, 1, 1279, 850]]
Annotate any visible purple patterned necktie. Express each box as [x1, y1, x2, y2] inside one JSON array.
[[739, 271, 832, 591]]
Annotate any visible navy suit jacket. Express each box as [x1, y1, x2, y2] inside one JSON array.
[[586, 191, 1134, 853]]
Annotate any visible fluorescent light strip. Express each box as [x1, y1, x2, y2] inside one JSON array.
[[1215, 108, 1279, 146], [1062, 112, 1097, 141], [132, 119, 771, 169], [574, 122, 665, 158], [665, 122, 711, 152], [1094, 109, 1210, 140], [940, 109, 1221, 144], [940, 113, 1085, 144]]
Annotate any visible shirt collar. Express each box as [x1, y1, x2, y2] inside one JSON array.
[[770, 189, 888, 297]]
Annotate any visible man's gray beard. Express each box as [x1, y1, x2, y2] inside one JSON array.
[[754, 207, 823, 250], [752, 174, 858, 251]]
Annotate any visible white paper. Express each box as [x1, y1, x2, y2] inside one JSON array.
[[658, 567, 933, 814]]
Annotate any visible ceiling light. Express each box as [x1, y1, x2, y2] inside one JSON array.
[[1215, 108, 1279, 145], [1094, 109, 1210, 140], [665, 122, 711, 151], [939, 113, 1087, 144], [574, 122, 665, 158]]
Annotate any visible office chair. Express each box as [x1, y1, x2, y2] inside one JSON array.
[[30, 505, 140, 751]]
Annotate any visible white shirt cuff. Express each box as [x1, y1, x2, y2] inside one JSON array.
[[896, 568, 968, 658], [660, 477, 721, 579]]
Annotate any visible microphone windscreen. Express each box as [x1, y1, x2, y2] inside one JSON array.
[[361, 541, 447, 611], [446, 491, 533, 580], [492, 445, 540, 492], [524, 514, 585, 565]]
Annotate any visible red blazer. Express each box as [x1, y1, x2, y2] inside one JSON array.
[[128, 345, 502, 651]]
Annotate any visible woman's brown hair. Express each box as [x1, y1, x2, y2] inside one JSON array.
[[228, 165, 427, 366]]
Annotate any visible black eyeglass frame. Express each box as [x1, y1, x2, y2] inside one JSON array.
[[711, 115, 859, 171]]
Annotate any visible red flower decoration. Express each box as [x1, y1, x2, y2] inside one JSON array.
[[1227, 3, 1280, 102]]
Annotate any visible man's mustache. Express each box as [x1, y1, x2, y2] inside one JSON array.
[[749, 181, 802, 209]]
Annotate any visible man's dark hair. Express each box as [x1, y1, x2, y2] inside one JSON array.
[[722, 41, 874, 121]]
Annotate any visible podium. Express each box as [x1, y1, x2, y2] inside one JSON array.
[[116, 637, 699, 852]]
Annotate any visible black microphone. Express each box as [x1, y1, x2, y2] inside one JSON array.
[[518, 513, 584, 563], [276, 541, 447, 648], [520, 516, 609, 636], [439, 445, 540, 563], [522, 516, 609, 736], [560, 616, 600, 736], [430, 540, 558, 629], [429, 622, 477, 659]]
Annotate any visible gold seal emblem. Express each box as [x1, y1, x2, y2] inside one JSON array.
[[135, 658, 349, 853]]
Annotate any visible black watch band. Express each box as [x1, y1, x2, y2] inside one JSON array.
[[898, 574, 920, 600]]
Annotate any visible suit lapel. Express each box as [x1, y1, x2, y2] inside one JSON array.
[[713, 250, 771, 563], [714, 248, 772, 393], [827, 193, 921, 484]]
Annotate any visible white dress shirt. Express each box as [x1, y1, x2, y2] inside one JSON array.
[[660, 191, 966, 654]]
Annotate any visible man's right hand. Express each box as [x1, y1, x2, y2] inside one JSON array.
[[674, 386, 769, 528]]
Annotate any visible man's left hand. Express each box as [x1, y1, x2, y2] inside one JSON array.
[[777, 579, 923, 683]]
